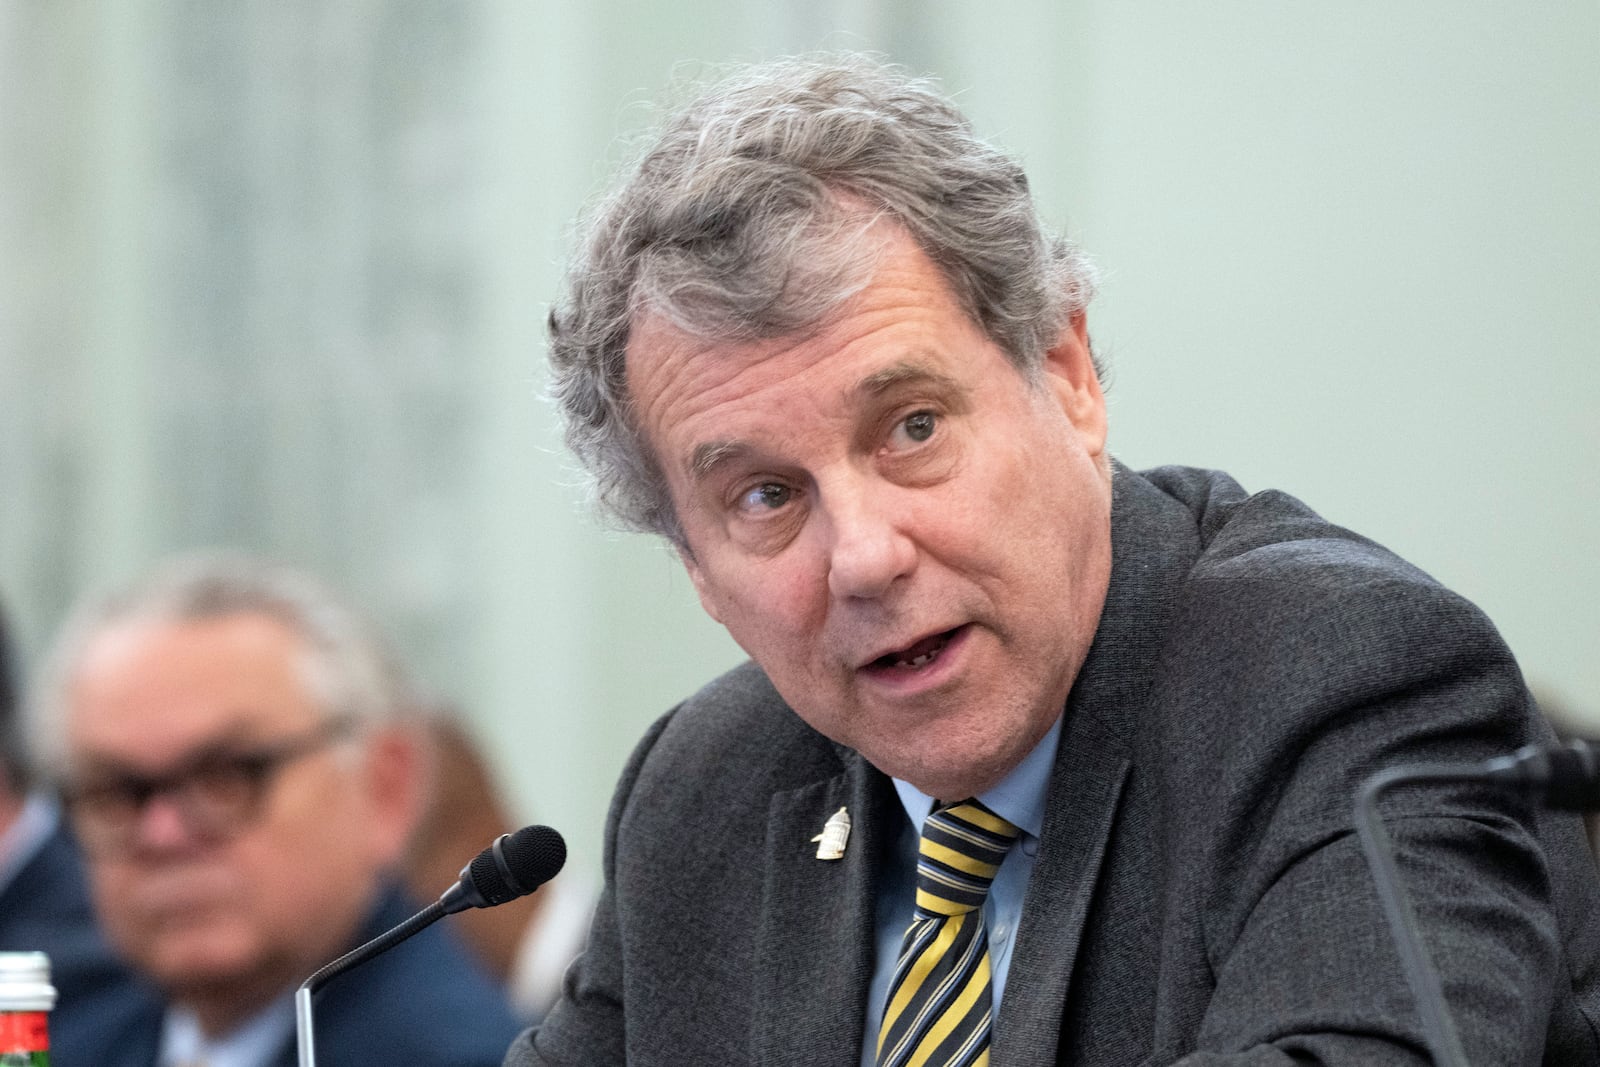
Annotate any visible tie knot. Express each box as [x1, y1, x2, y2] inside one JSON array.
[[913, 799, 1020, 917]]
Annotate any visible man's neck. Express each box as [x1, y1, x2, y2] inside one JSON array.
[[163, 991, 297, 1067], [183, 976, 296, 1040]]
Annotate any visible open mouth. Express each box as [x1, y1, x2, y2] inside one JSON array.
[[869, 628, 960, 671]]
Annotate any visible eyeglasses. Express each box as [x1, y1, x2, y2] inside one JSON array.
[[60, 715, 359, 856]]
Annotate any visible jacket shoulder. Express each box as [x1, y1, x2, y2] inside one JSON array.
[[633, 660, 846, 796], [1140, 464, 1439, 589]]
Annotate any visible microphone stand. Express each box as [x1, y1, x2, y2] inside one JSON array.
[[1354, 763, 1494, 1067], [294, 900, 446, 1067], [292, 823, 565, 1067]]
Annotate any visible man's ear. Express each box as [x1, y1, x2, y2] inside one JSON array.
[[678, 545, 724, 625], [1043, 311, 1107, 457], [362, 723, 427, 867]]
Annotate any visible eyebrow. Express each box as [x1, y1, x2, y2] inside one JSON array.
[[686, 358, 964, 484], [689, 439, 755, 482], [855, 359, 961, 398]]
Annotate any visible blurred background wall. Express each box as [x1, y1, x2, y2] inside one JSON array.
[[1, 0, 1595, 878]]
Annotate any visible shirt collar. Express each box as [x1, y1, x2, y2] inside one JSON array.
[[891, 713, 1062, 841], [160, 990, 295, 1067], [0, 793, 60, 897]]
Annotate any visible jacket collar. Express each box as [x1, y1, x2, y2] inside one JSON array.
[[752, 756, 898, 1066], [997, 463, 1203, 1066]]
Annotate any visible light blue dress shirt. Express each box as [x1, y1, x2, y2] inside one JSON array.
[[858, 715, 1063, 1066], [159, 990, 295, 1067]]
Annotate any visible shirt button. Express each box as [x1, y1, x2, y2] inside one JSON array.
[[1021, 837, 1039, 857], [991, 923, 1009, 944]]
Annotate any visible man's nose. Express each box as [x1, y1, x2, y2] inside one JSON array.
[[825, 482, 917, 600], [129, 791, 203, 853]]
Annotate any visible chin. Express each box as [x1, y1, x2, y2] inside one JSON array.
[[873, 749, 992, 800], [146, 936, 260, 987], [913, 740, 1033, 799]]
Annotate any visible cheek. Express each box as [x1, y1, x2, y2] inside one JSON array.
[[261, 796, 372, 879], [229, 830, 355, 945], [88, 864, 139, 933], [704, 554, 828, 649], [269, 758, 369, 829]]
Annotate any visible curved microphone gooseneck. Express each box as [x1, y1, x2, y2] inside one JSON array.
[[294, 824, 567, 1067], [1354, 738, 1600, 1067]]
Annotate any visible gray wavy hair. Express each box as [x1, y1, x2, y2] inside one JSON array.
[[548, 53, 1100, 547], [26, 551, 414, 775]]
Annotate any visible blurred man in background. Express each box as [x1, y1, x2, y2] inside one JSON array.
[[27, 553, 522, 1067], [1, 595, 147, 1066]]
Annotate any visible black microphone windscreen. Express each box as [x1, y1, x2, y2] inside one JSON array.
[[1541, 741, 1600, 810], [466, 825, 567, 906]]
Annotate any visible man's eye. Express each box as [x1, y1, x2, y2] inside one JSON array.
[[895, 411, 938, 446], [71, 781, 142, 817], [194, 756, 268, 794], [739, 483, 791, 512]]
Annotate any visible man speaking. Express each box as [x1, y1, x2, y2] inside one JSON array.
[[507, 54, 1600, 1065]]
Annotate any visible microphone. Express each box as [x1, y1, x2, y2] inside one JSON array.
[[1480, 738, 1600, 809], [440, 824, 569, 913], [1354, 738, 1600, 1067], [294, 825, 566, 1067]]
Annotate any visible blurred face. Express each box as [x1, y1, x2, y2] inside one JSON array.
[[61, 613, 405, 1016], [630, 226, 1114, 801]]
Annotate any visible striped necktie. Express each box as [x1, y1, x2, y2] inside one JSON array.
[[876, 799, 1021, 1067]]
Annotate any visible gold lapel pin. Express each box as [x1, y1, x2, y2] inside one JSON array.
[[810, 806, 851, 860]]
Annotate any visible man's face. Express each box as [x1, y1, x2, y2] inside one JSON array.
[[62, 613, 402, 1007], [630, 226, 1114, 801]]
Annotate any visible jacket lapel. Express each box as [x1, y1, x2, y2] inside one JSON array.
[[994, 464, 1202, 1067], [753, 756, 897, 1067], [994, 711, 1132, 1067]]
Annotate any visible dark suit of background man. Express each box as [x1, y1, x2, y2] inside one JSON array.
[[0, 597, 150, 1067], [25, 553, 523, 1067], [504, 53, 1600, 1066]]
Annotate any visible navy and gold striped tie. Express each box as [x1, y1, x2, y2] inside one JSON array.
[[876, 799, 1020, 1067]]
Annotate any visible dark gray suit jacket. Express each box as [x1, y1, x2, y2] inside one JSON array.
[[507, 465, 1600, 1065]]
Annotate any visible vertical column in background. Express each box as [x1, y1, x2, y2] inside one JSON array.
[[469, 0, 631, 878], [78, 7, 163, 594], [0, 6, 162, 658], [0, 6, 93, 660]]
